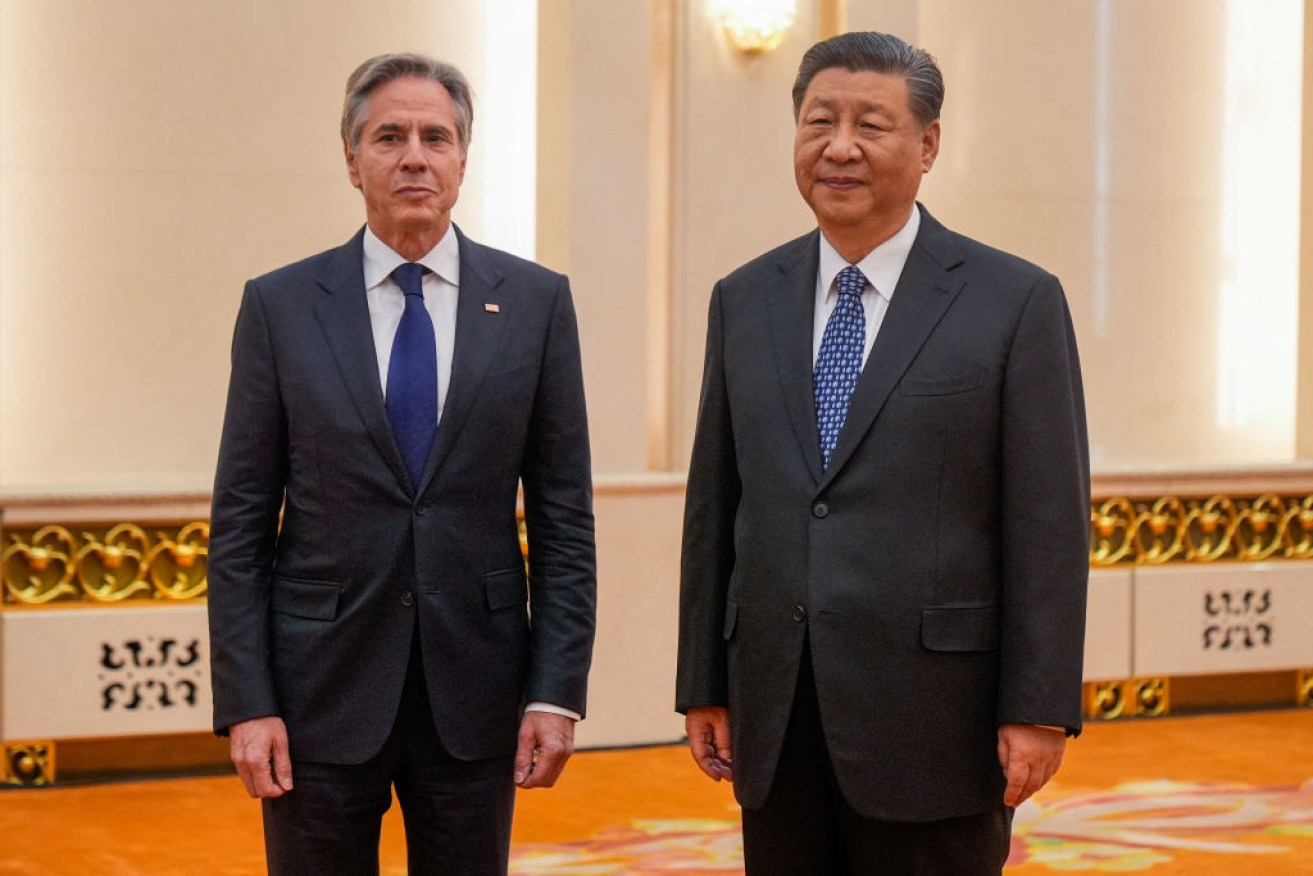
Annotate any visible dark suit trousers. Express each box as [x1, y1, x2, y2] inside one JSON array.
[[740, 641, 1013, 876], [262, 634, 516, 876]]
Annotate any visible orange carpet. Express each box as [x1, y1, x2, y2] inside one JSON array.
[[0, 709, 1310, 874]]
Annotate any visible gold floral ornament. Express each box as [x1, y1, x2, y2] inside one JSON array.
[[1133, 496, 1188, 564], [1280, 496, 1313, 559], [1297, 670, 1313, 708], [75, 523, 151, 602], [145, 522, 209, 599], [1134, 677, 1169, 717], [1183, 495, 1238, 562], [1090, 497, 1136, 566], [1085, 681, 1127, 720], [1233, 493, 1288, 561], [1, 526, 78, 604], [2, 742, 53, 786]]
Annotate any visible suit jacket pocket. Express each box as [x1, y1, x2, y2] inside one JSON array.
[[723, 597, 738, 641], [485, 568, 528, 610], [900, 368, 986, 396], [271, 577, 342, 621], [921, 604, 999, 651]]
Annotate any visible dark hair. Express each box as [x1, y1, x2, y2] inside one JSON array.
[[342, 53, 473, 152], [791, 32, 944, 127]]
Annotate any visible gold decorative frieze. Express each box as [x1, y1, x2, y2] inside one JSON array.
[[2, 741, 54, 786], [1133, 677, 1170, 717], [1299, 670, 1313, 708], [2, 523, 208, 605], [1090, 493, 1313, 566], [1083, 678, 1171, 721], [1084, 681, 1129, 720]]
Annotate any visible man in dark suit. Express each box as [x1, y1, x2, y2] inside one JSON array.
[[676, 32, 1089, 874], [208, 53, 596, 875]]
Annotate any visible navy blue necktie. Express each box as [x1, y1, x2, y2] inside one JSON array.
[[386, 262, 437, 489], [813, 265, 868, 471]]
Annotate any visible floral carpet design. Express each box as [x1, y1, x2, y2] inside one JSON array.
[[507, 780, 1313, 874]]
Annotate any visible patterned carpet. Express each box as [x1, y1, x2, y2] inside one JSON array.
[[507, 781, 1313, 873], [0, 709, 1309, 874]]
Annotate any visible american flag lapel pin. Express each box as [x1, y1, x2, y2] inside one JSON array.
[[484, 303, 501, 314]]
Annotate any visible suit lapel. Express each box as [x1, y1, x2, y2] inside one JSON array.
[[821, 207, 966, 486], [313, 228, 413, 490], [764, 231, 824, 485], [416, 227, 509, 493]]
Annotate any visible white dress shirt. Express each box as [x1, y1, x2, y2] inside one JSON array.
[[812, 205, 921, 367], [361, 224, 578, 723]]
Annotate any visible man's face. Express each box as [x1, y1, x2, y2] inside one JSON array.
[[345, 76, 466, 243], [793, 68, 939, 239]]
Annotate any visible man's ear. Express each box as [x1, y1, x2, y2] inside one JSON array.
[[344, 138, 362, 189], [921, 120, 941, 173]]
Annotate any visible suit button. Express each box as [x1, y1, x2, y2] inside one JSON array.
[[812, 501, 829, 518], [792, 605, 806, 622], [415, 503, 429, 516], [401, 590, 415, 607]]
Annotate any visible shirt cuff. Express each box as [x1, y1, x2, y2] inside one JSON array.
[[525, 701, 581, 721]]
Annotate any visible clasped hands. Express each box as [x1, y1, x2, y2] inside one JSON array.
[[228, 711, 578, 799], [685, 707, 1066, 807]]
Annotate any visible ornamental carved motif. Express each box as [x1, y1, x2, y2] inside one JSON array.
[[3, 742, 54, 786], [2, 523, 209, 605], [1089, 493, 1313, 566]]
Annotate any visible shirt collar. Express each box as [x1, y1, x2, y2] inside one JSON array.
[[362, 223, 461, 290], [818, 205, 921, 303]]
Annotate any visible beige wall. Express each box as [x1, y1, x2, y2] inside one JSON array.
[[0, 0, 501, 491], [919, 0, 1302, 468], [5, 0, 1307, 491], [1301, 3, 1313, 457]]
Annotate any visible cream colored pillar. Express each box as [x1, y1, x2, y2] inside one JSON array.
[[536, 1, 657, 473], [1298, 0, 1313, 458], [670, 0, 819, 465]]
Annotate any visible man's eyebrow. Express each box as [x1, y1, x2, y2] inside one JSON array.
[[804, 97, 895, 116]]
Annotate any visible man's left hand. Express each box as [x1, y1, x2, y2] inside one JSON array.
[[514, 711, 576, 789], [997, 723, 1066, 807]]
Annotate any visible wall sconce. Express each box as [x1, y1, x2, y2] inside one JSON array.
[[719, 0, 797, 54]]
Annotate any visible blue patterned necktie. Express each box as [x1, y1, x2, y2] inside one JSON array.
[[386, 262, 437, 489], [813, 265, 868, 471]]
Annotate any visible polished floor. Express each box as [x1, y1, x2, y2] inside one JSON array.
[[1, 709, 1311, 874]]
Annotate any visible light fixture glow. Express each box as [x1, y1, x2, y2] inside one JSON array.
[[720, 0, 797, 54]]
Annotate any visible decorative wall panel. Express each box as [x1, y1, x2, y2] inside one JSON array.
[[1132, 563, 1313, 677], [0, 605, 211, 740]]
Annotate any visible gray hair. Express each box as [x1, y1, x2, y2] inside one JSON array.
[[341, 52, 474, 152], [791, 32, 944, 128]]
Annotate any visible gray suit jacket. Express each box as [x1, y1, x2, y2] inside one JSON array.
[[209, 226, 596, 764], [676, 206, 1089, 821]]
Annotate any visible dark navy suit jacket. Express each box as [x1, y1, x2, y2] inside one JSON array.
[[677, 206, 1089, 820], [209, 226, 596, 764]]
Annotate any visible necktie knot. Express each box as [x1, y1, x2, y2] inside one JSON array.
[[836, 265, 868, 299], [393, 262, 427, 298]]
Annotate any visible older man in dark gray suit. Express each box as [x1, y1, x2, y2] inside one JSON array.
[[677, 32, 1089, 875], [208, 53, 596, 875]]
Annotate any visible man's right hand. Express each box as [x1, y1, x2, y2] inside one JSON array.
[[229, 716, 294, 798], [685, 706, 733, 782]]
